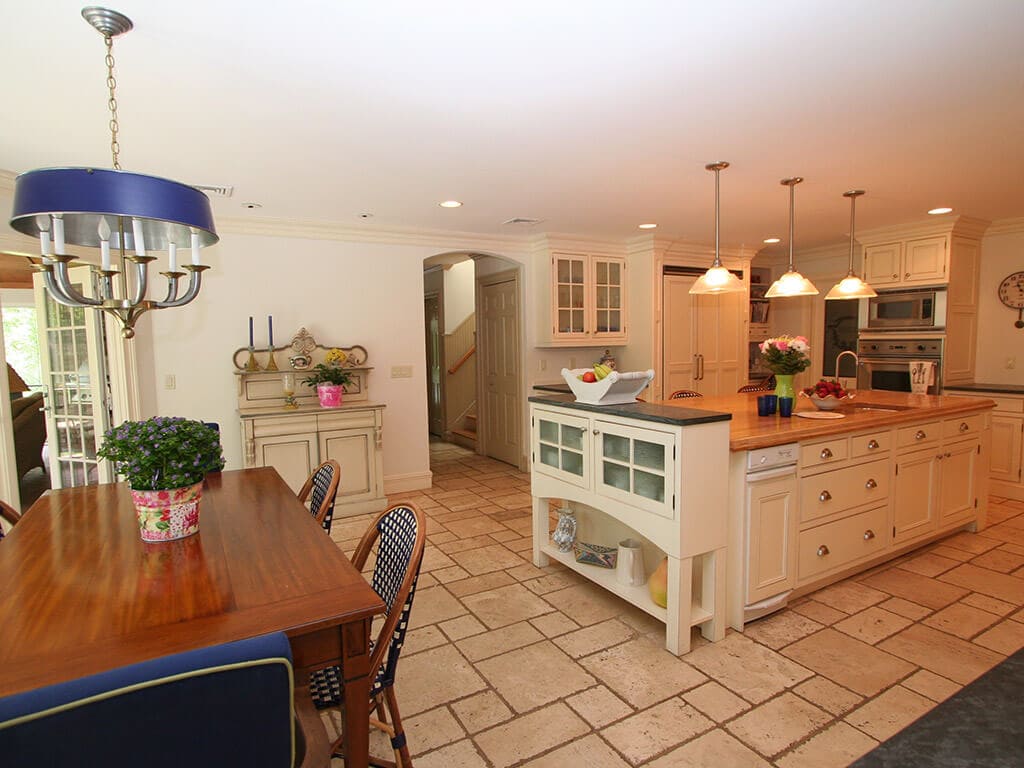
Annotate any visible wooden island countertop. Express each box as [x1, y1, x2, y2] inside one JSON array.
[[657, 389, 995, 452]]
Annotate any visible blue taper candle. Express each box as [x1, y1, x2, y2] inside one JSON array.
[[248, 316, 254, 348], [268, 315, 274, 347]]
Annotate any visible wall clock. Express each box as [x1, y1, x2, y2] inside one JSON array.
[[997, 271, 1024, 328]]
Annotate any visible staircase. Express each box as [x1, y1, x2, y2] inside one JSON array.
[[450, 408, 477, 450]]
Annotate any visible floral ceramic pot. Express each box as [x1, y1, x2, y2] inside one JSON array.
[[130, 481, 203, 542], [317, 384, 344, 408]]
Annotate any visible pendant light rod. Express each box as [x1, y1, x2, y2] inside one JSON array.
[[781, 176, 803, 272], [709, 161, 727, 266], [765, 176, 818, 298], [844, 189, 864, 274], [689, 161, 744, 294], [825, 189, 876, 299]]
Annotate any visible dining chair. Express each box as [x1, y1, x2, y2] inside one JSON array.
[[669, 389, 703, 399], [0, 500, 21, 540], [297, 459, 341, 534], [0, 631, 326, 767], [306, 502, 426, 767], [737, 375, 776, 393]]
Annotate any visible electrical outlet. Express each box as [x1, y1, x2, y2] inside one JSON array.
[[1007, 357, 1017, 370], [164, 374, 176, 390], [538, 359, 547, 372], [390, 365, 413, 379]]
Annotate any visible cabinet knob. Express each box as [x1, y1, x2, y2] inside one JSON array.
[[593, 429, 600, 435], [863, 529, 876, 541], [915, 430, 927, 440], [892, 273, 898, 279], [945, 451, 951, 459], [959, 422, 969, 432], [817, 545, 830, 557], [819, 490, 832, 502], [867, 439, 879, 450], [937, 454, 944, 460], [865, 478, 877, 490], [820, 448, 833, 460], [905, 272, 911, 279]]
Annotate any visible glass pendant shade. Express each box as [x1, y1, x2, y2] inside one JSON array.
[[690, 161, 744, 295], [766, 177, 818, 298], [825, 189, 876, 300]]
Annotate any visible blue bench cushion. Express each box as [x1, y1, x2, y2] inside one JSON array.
[[0, 632, 295, 767]]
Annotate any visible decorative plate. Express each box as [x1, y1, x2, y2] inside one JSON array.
[[795, 411, 846, 420], [573, 541, 618, 569]]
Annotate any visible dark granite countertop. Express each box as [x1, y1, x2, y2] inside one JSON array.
[[532, 382, 572, 393], [528, 393, 731, 427], [945, 383, 1024, 395]]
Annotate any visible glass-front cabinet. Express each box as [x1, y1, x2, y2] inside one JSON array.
[[549, 252, 626, 345], [595, 421, 675, 519], [534, 410, 591, 490]]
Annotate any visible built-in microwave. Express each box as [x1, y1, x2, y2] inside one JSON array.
[[859, 288, 947, 331]]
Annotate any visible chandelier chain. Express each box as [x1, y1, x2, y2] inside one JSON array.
[[104, 35, 121, 171]]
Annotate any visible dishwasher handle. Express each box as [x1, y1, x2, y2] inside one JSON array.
[[745, 465, 797, 482]]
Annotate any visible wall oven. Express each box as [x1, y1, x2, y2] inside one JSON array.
[[857, 336, 943, 394], [859, 288, 947, 331]]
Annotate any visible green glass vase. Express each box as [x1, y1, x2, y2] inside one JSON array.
[[774, 374, 796, 399]]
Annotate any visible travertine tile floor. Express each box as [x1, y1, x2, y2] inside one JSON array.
[[325, 441, 1024, 767]]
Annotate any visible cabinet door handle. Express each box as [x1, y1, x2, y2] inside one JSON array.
[[865, 478, 877, 490], [819, 490, 832, 502], [944, 452, 951, 458], [817, 545, 830, 557], [959, 422, 969, 432], [915, 430, 927, 440], [820, 448, 833, 460], [867, 439, 879, 450], [863, 529, 876, 541]]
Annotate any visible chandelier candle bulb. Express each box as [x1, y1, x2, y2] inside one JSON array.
[[98, 218, 112, 270], [53, 215, 65, 254], [132, 217, 145, 256], [191, 232, 200, 265], [168, 241, 177, 272]]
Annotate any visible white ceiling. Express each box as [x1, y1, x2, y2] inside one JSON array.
[[2, 1, 1023, 253]]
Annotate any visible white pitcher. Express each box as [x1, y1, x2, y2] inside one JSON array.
[[616, 539, 646, 587]]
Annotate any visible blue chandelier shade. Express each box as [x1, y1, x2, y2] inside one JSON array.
[[10, 167, 218, 250]]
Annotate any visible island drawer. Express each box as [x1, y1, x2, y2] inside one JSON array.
[[800, 458, 890, 523], [989, 396, 1024, 414], [942, 414, 983, 441], [800, 439, 849, 469], [896, 421, 940, 449], [798, 505, 888, 581], [850, 431, 890, 458]]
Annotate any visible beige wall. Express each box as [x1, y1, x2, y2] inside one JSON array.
[[977, 224, 1024, 384]]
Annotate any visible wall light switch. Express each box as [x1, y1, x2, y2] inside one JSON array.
[[539, 359, 547, 372], [164, 374, 176, 390], [1007, 357, 1017, 370], [391, 365, 413, 379]]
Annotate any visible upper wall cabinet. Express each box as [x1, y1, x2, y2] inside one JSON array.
[[862, 235, 948, 288], [541, 250, 627, 346]]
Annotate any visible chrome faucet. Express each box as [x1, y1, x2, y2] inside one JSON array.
[[834, 350, 859, 381]]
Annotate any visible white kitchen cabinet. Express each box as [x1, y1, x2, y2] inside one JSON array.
[[745, 469, 798, 606], [863, 236, 947, 288], [946, 390, 1023, 501], [530, 401, 730, 655], [892, 447, 940, 543], [544, 251, 626, 345]]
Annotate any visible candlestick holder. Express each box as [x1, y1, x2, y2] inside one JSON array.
[[281, 372, 298, 409], [265, 347, 279, 371], [245, 346, 261, 372]]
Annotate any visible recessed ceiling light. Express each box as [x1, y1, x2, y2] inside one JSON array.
[[763, 237, 781, 244], [359, 213, 374, 219], [928, 207, 953, 215], [439, 200, 463, 208], [241, 202, 262, 210], [638, 223, 657, 230]]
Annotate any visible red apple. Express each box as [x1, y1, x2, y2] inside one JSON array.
[[582, 371, 597, 383]]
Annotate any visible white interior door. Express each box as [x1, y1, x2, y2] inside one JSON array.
[[33, 266, 113, 488], [478, 273, 520, 467]]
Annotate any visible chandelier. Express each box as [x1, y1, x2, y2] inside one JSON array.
[[8, 7, 217, 338]]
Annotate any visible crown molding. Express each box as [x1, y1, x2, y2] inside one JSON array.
[[984, 217, 1024, 237], [528, 232, 629, 257], [856, 214, 990, 245]]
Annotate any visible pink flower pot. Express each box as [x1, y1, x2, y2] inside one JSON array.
[[317, 383, 344, 408], [130, 482, 203, 542]]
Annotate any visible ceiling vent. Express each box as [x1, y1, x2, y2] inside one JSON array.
[[502, 217, 543, 226], [193, 183, 234, 198]]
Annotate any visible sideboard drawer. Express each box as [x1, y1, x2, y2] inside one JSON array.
[[800, 458, 890, 523], [798, 505, 889, 581], [317, 410, 377, 431], [252, 415, 318, 438]]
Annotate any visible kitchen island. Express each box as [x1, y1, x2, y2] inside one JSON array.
[[664, 390, 995, 630]]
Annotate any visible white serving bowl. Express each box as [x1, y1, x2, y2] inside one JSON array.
[[803, 393, 854, 411]]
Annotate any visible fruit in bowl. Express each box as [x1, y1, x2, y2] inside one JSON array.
[[800, 379, 854, 410]]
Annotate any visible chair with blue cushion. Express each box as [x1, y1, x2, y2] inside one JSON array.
[[0, 631, 324, 767], [308, 502, 426, 767], [297, 459, 341, 534]]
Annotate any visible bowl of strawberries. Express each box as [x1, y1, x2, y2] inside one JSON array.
[[800, 379, 854, 410]]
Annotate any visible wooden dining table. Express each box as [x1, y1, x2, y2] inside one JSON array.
[[0, 467, 385, 768]]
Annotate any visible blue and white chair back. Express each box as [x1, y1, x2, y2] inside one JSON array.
[[297, 459, 341, 534]]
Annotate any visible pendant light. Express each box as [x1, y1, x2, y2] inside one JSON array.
[[825, 190, 877, 300], [690, 162, 744, 294], [8, 7, 218, 339], [765, 177, 819, 298]]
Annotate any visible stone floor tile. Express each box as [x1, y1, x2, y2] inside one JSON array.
[[399, 644, 487, 716], [901, 669, 961, 702], [972, 547, 1024, 573], [522, 571, 584, 595], [876, 596, 932, 620], [455, 620, 545, 662], [427, 530, 457, 545], [922, 601, 1001, 639], [445, 570, 516, 597], [439, 613, 487, 641], [442, 535, 507, 556], [409, 586, 468, 629], [504, 562, 549, 581], [789, 599, 848, 625], [782, 628, 914, 696], [643, 728, 771, 768], [939, 531, 1003, 554], [844, 685, 935, 741], [602, 697, 713, 765], [521, 734, 631, 768], [682, 681, 751, 722], [474, 702, 589, 768], [685, 632, 813, 705], [554, 618, 635, 659], [581, 635, 708, 709], [450, 690, 513, 733], [443, 515, 512, 539], [740, 610, 824, 650], [476, 640, 596, 713], [725, 692, 831, 758], [414, 739, 489, 768], [812, 580, 889, 613], [404, 706, 466, 756], [490, 491, 534, 509], [773, 721, 878, 768], [419, 546, 457, 573], [833, 606, 913, 645], [938, 563, 1024, 604], [566, 685, 635, 728], [530, 611, 581, 637], [488, 528, 520, 542], [430, 564, 470, 583], [898, 551, 962, 577], [973, 618, 1024, 654], [860, 567, 970, 609], [879, 623, 1003, 685], [504, 536, 535, 552], [450, 543, 529, 574], [927, 544, 976, 562], [402, 625, 449, 657], [793, 675, 863, 716], [460, 583, 553, 629], [544, 582, 630, 626]]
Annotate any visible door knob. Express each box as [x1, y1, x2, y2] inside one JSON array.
[[817, 545, 830, 557]]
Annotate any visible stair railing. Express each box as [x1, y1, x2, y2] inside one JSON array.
[[447, 344, 476, 375]]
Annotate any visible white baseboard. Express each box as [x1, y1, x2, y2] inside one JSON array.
[[384, 471, 433, 494]]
